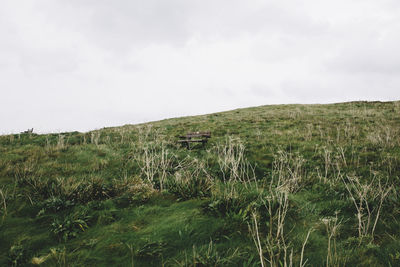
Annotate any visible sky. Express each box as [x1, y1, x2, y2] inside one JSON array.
[[1, 0, 399, 134]]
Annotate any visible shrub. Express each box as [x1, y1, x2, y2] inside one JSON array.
[[206, 181, 265, 221], [136, 240, 166, 258], [16, 176, 117, 204], [31, 247, 66, 266], [8, 244, 27, 267], [171, 240, 247, 267], [167, 168, 212, 201], [113, 176, 155, 207], [44, 196, 71, 211], [51, 211, 90, 242]]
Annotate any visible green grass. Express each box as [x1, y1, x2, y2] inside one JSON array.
[[1, 101, 400, 266]]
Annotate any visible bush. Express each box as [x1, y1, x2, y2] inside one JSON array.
[[16, 176, 117, 204], [170, 240, 248, 266], [38, 196, 75, 215], [51, 211, 90, 242], [113, 176, 155, 207], [166, 169, 212, 200], [206, 181, 264, 221], [8, 244, 27, 267], [136, 240, 166, 258]]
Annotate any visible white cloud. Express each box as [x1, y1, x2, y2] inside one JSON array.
[[0, 0, 399, 134]]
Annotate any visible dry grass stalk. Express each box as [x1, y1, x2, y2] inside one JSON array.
[[249, 189, 312, 267], [31, 247, 67, 266], [249, 212, 265, 267], [91, 131, 101, 146], [322, 147, 331, 181], [300, 228, 313, 267], [0, 187, 7, 223], [136, 124, 161, 144], [57, 134, 66, 150], [272, 151, 306, 193], [305, 124, 313, 141], [135, 143, 173, 190], [336, 146, 347, 167], [216, 138, 245, 181], [45, 135, 51, 149], [321, 213, 341, 267], [342, 175, 392, 242], [215, 138, 257, 186], [266, 190, 290, 267], [248, 190, 290, 266], [367, 125, 399, 148]]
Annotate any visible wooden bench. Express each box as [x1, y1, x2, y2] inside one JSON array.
[[178, 131, 211, 149], [22, 128, 33, 134]]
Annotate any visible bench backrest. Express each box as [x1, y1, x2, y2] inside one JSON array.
[[185, 131, 211, 138], [23, 128, 33, 134], [179, 131, 211, 139]]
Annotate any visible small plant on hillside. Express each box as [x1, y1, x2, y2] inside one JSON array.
[[207, 181, 264, 222], [0, 187, 8, 223], [248, 189, 291, 267], [248, 188, 313, 267], [135, 124, 163, 144], [271, 150, 306, 193], [215, 137, 256, 184], [134, 142, 174, 190], [13, 156, 39, 181], [247, 155, 310, 267], [51, 212, 90, 242], [114, 175, 155, 206], [167, 158, 212, 200], [8, 244, 26, 267], [90, 131, 101, 146], [341, 175, 392, 243], [7, 235, 33, 267], [172, 240, 246, 267], [136, 239, 167, 258], [321, 213, 342, 267], [31, 247, 67, 266], [56, 134, 67, 150], [366, 125, 399, 148], [37, 196, 75, 216], [75, 176, 115, 202]]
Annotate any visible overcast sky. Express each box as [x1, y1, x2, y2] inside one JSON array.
[[1, 0, 399, 134]]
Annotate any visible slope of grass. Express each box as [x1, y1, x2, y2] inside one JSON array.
[[0, 101, 400, 266]]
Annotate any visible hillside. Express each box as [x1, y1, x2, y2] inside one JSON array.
[[0, 101, 399, 266]]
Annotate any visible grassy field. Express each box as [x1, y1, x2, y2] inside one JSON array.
[[0, 101, 399, 266]]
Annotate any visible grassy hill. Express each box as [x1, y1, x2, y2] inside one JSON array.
[[0, 101, 399, 266]]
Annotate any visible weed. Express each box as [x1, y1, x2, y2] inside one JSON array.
[[0, 187, 8, 223], [215, 137, 256, 183], [134, 239, 166, 258], [342, 175, 393, 242], [167, 158, 212, 200], [172, 240, 245, 266], [321, 213, 342, 267], [8, 244, 26, 267], [51, 211, 90, 242], [31, 247, 67, 266]]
